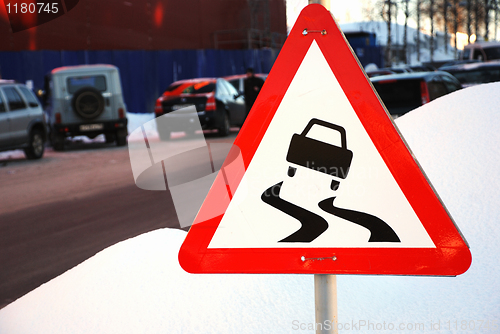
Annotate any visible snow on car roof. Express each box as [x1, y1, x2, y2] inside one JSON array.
[[51, 64, 118, 74]]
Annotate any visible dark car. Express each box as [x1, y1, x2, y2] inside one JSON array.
[[371, 71, 462, 117], [439, 59, 482, 68], [366, 69, 395, 78], [440, 61, 500, 87], [380, 67, 412, 74], [154, 77, 245, 139], [409, 65, 436, 72]]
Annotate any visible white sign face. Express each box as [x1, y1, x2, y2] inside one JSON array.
[[208, 40, 435, 249]]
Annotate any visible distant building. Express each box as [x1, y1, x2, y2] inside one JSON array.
[[341, 21, 456, 65]]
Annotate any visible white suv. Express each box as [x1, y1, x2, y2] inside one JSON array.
[[0, 80, 47, 159], [41, 65, 128, 150]]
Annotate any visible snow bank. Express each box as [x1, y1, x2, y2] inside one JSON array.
[[1, 83, 500, 333], [0, 229, 313, 334]]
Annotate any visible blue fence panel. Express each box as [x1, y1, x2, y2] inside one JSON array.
[[60, 51, 86, 67], [41, 51, 63, 78], [0, 48, 280, 113], [157, 50, 174, 93], [144, 51, 160, 114], [88, 51, 114, 65], [0, 52, 24, 82]]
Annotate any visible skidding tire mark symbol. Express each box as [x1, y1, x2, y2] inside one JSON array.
[[260, 118, 401, 243], [318, 197, 401, 242], [261, 182, 328, 243]]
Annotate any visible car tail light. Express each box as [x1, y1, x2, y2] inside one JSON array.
[[377, 79, 397, 84], [118, 108, 125, 119], [206, 94, 216, 111], [155, 98, 163, 115], [420, 80, 430, 105], [55, 113, 61, 124]]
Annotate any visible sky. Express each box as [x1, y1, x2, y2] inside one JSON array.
[[287, 0, 372, 32]]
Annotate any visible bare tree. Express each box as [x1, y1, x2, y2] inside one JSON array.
[[375, 0, 395, 66], [474, 0, 480, 36], [467, 0, 472, 42], [430, 0, 435, 61], [421, 0, 437, 61], [385, 0, 393, 66], [484, 0, 491, 40], [495, 0, 499, 40], [403, 0, 411, 63], [452, 0, 460, 57], [417, 0, 421, 61], [443, 0, 449, 52]]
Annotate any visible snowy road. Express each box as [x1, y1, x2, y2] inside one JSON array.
[[0, 132, 238, 309]]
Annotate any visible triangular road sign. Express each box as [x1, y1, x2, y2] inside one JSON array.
[[179, 4, 472, 276]]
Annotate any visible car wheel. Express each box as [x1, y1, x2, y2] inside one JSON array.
[[72, 87, 105, 119], [24, 129, 45, 159], [115, 129, 127, 146], [51, 132, 65, 151], [105, 133, 115, 143], [218, 112, 230, 137], [116, 133, 127, 146]]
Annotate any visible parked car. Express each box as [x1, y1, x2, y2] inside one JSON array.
[[40, 64, 128, 150], [460, 41, 500, 61], [440, 61, 500, 87], [0, 81, 47, 159], [154, 77, 246, 139], [380, 67, 412, 74], [371, 71, 462, 117], [409, 65, 436, 72], [366, 69, 395, 78], [439, 59, 482, 68], [224, 73, 267, 94]]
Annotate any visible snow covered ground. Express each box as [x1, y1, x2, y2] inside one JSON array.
[[1, 83, 500, 333]]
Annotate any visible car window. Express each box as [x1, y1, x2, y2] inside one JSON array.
[[182, 81, 215, 94], [228, 79, 240, 91], [215, 80, 229, 98], [441, 75, 462, 92], [0, 92, 5, 112], [427, 80, 448, 100], [483, 46, 500, 60], [222, 80, 239, 96], [18, 86, 40, 108], [2, 86, 27, 111], [372, 79, 421, 109], [472, 48, 485, 60], [67, 75, 107, 94], [448, 68, 500, 85], [166, 83, 183, 92]]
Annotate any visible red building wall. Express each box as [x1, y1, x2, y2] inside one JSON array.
[[0, 0, 286, 51]]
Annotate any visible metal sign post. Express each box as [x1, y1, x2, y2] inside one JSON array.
[[315, 274, 338, 334]]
